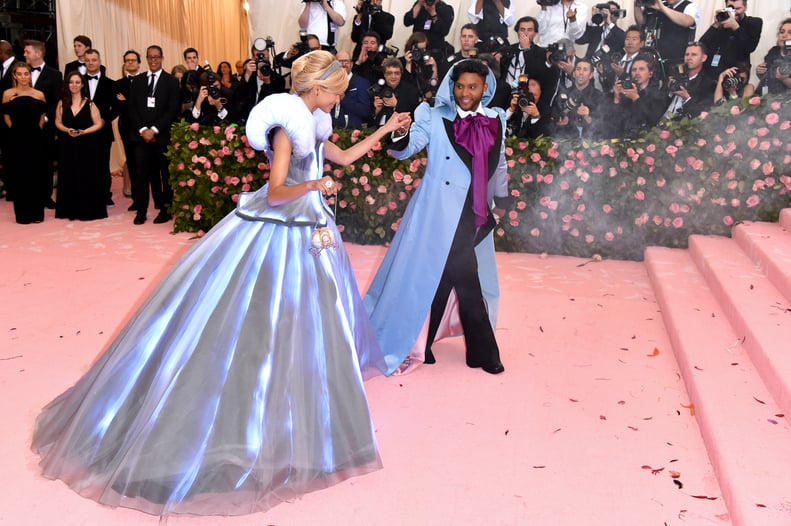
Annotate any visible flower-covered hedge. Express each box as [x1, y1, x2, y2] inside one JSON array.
[[167, 93, 791, 261]]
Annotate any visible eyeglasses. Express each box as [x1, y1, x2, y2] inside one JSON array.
[[146, 55, 162, 59], [338, 59, 352, 64]]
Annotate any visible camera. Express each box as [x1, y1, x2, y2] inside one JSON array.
[[721, 71, 743, 92], [771, 40, 791, 77], [620, 75, 634, 90], [512, 74, 534, 109], [253, 36, 276, 76], [591, 4, 610, 25], [537, 0, 561, 5], [410, 45, 430, 64], [553, 92, 578, 119], [547, 42, 567, 65], [205, 73, 221, 99], [359, 0, 382, 15], [590, 44, 613, 67], [368, 78, 394, 99], [666, 64, 688, 92], [715, 6, 734, 22], [425, 0, 436, 6], [295, 31, 312, 56]]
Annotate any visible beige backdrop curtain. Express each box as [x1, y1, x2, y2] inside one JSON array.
[[56, 0, 249, 77]]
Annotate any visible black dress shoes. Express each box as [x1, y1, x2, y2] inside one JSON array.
[[467, 358, 505, 375], [133, 213, 146, 225], [127, 203, 137, 212], [152, 211, 172, 224]]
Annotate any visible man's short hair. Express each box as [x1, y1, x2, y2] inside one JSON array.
[[514, 16, 539, 35], [686, 41, 708, 55], [183, 47, 198, 59], [382, 57, 403, 72], [625, 25, 645, 40], [24, 39, 45, 56], [361, 31, 382, 45], [123, 49, 141, 62], [460, 23, 479, 36], [450, 58, 489, 83], [73, 35, 92, 48], [84, 48, 100, 59]]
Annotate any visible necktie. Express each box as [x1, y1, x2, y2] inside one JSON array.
[[127, 75, 134, 80], [453, 113, 500, 228], [31, 66, 41, 72], [147, 73, 155, 96], [0, 64, 4, 78], [87, 75, 98, 80]]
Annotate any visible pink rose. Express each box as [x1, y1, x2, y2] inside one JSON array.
[[634, 190, 645, 201], [730, 105, 740, 115], [560, 180, 570, 190], [748, 96, 761, 106], [190, 122, 200, 131], [602, 204, 612, 214], [186, 178, 195, 187], [188, 141, 199, 150], [605, 232, 614, 241], [723, 215, 734, 226], [646, 144, 656, 152], [585, 235, 594, 243], [531, 152, 542, 162], [659, 130, 670, 139], [762, 161, 774, 176], [377, 185, 387, 194], [665, 145, 678, 157], [543, 174, 554, 184], [672, 217, 683, 228], [530, 228, 540, 237], [766, 113, 779, 126]]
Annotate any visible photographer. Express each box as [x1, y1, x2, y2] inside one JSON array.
[[634, 0, 699, 68], [331, 50, 372, 128], [576, 2, 626, 62], [367, 57, 421, 128], [597, 25, 644, 94], [612, 55, 667, 138], [663, 41, 715, 121], [441, 24, 481, 79], [468, 0, 515, 44], [507, 76, 551, 138], [298, 0, 346, 52], [401, 32, 440, 104], [502, 17, 552, 90], [699, 0, 762, 75], [713, 63, 755, 104], [353, 31, 389, 85], [756, 18, 791, 95], [276, 33, 322, 70], [351, 0, 395, 59], [403, 0, 455, 60], [550, 58, 607, 138], [546, 38, 578, 96], [238, 44, 287, 118], [189, 71, 236, 125], [536, 0, 589, 47]]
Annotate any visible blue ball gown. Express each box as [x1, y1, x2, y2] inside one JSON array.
[[31, 93, 387, 516]]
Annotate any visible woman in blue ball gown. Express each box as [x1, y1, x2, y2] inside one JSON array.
[[31, 50, 411, 517]]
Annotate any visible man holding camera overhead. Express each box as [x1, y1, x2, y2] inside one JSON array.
[[404, 0, 455, 60], [576, 2, 626, 61], [238, 41, 287, 118], [536, 0, 589, 47], [351, 0, 395, 60], [699, 0, 762, 75], [634, 0, 699, 68], [298, 0, 346, 52]]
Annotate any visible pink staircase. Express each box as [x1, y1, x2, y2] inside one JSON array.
[[644, 210, 791, 526]]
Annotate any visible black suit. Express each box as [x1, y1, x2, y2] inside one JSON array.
[[116, 74, 138, 206], [0, 60, 15, 197], [31, 64, 62, 203], [699, 15, 763, 74], [128, 70, 180, 215], [87, 73, 118, 200], [65, 60, 106, 76], [577, 24, 626, 61]]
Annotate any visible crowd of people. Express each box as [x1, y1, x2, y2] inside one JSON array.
[[0, 0, 789, 225]]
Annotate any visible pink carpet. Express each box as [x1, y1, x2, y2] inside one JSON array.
[[4, 179, 787, 525]]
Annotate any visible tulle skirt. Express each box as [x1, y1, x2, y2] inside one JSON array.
[[31, 204, 386, 516]]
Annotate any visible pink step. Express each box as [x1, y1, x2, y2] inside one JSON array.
[[779, 208, 791, 230], [645, 246, 791, 525], [688, 235, 791, 417], [732, 220, 791, 303]]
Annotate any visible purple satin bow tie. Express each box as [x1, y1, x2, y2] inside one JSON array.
[[453, 113, 500, 228]]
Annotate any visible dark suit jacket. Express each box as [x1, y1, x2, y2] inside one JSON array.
[[0, 64, 13, 142], [88, 73, 118, 143], [333, 73, 371, 129], [32, 64, 63, 125], [367, 81, 420, 128], [115, 74, 137, 141], [128, 70, 180, 144], [699, 15, 763, 73], [577, 25, 626, 60]]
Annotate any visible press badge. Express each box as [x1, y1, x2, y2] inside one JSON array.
[[711, 54, 721, 68], [147, 96, 156, 108], [423, 19, 432, 30]]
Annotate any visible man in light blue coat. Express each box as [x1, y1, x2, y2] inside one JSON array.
[[364, 59, 511, 376]]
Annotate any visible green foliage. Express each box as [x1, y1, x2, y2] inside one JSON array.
[[166, 93, 791, 260]]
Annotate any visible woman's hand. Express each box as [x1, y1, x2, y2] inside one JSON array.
[[310, 176, 338, 196], [381, 111, 412, 135]]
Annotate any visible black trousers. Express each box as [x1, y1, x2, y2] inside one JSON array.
[[133, 140, 172, 213], [424, 197, 501, 367]]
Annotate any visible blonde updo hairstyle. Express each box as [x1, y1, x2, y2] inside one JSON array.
[[290, 50, 348, 96]]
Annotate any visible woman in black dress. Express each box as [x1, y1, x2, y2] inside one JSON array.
[[1, 62, 47, 224], [54, 70, 106, 220]]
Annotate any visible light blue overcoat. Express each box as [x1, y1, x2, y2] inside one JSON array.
[[363, 61, 509, 375]]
